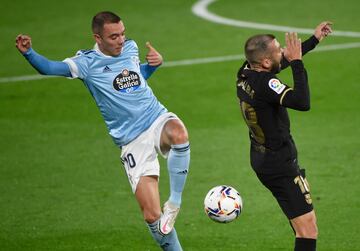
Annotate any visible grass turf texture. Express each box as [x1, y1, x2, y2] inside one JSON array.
[[1, 0, 360, 250]]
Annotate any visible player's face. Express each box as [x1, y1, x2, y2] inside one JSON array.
[[95, 21, 126, 56], [269, 39, 283, 73]]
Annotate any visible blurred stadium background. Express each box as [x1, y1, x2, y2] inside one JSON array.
[[1, 0, 359, 250]]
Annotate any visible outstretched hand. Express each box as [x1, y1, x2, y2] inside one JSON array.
[[145, 42, 163, 66], [15, 34, 32, 54], [283, 32, 302, 62], [314, 21, 333, 42]]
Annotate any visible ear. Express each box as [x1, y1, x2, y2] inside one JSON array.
[[261, 58, 272, 70], [93, 34, 102, 44]]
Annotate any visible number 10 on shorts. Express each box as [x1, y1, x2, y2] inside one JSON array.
[[122, 153, 136, 168]]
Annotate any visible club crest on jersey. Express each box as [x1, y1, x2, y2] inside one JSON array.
[[113, 69, 141, 93], [268, 78, 285, 94], [131, 56, 140, 64]]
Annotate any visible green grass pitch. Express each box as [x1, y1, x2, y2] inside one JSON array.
[[1, 0, 360, 250]]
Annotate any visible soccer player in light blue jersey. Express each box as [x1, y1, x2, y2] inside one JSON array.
[[15, 11, 190, 251]]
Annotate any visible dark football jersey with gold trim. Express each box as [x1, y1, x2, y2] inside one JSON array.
[[237, 66, 293, 150], [236, 36, 318, 173]]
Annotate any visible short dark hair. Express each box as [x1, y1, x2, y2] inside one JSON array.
[[92, 11, 121, 34], [245, 34, 275, 65]]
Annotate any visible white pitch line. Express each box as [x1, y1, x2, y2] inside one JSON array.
[[2, 1, 360, 84], [311, 42, 360, 52], [192, 0, 360, 38], [1, 42, 360, 84], [0, 74, 57, 83], [163, 54, 245, 67]]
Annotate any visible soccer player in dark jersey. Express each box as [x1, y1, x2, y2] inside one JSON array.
[[236, 22, 332, 251]]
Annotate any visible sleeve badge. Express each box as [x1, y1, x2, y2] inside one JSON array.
[[268, 78, 286, 94]]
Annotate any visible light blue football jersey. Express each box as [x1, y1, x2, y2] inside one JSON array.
[[63, 39, 167, 146]]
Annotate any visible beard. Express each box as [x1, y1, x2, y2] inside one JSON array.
[[270, 61, 281, 74]]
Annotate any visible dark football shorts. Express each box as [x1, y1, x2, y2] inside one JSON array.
[[256, 168, 314, 219]]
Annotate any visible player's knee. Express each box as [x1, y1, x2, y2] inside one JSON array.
[[295, 216, 318, 239], [166, 120, 189, 145], [143, 209, 161, 224], [171, 127, 188, 145], [296, 227, 318, 239]]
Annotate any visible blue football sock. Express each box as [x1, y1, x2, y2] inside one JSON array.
[[147, 219, 183, 251], [167, 142, 190, 207]]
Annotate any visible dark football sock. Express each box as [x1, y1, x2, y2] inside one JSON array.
[[294, 237, 316, 251]]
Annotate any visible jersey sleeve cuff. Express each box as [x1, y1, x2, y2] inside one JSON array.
[[63, 58, 80, 79], [22, 47, 33, 56], [280, 87, 293, 105]]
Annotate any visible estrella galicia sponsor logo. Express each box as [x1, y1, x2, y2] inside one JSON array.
[[113, 69, 141, 93]]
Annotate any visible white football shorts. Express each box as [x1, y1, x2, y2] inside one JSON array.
[[120, 112, 179, 193]]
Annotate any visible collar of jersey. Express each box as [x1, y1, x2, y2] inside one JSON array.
[[94, 43, 124, 58]]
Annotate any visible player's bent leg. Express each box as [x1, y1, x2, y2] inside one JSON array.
[[159, 119, 190, 234], [291, 210, 318, 238], [135, 176, 161, 223], [160, 118, 189, 153], [291, 210, 318, 251], [135, 176, 183, 251], [161, 119, 190, 206]]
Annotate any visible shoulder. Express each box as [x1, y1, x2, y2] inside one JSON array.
[[256, 73, 287, 96], [65, 49, 97, 65], [74, 49, 97, 58], [125, 38, 137, 47], [249, 71, 286, 95], [256, 71, 276, 83], [63, 49, 97, 78], [268, 78, 284, 91], [67, 49, 100, 68], [123, 39, 139, 53]]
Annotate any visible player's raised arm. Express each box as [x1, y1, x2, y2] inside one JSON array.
[[140, 41, 163, 80], [280, 21, 333, 70], [15, 34, 71, 77], [281, 32, 310, 111], [314, 21, 333, 42], [300, 21, 333, 55]]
